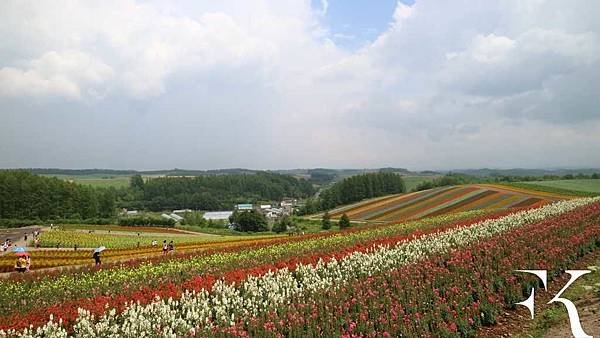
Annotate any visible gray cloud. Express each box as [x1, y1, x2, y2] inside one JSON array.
[[0, 0, 599, 170]]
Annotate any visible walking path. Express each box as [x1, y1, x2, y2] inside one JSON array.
[[0, 225, 43, 256]]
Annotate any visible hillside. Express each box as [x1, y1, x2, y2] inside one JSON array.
[[326, 184, 569, 223], [506, 179, 600, 197]]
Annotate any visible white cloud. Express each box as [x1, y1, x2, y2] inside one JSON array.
[[0, 50, 113, 99], [0, 0, 599, 169]]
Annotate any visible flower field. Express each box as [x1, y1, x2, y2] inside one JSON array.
[[328, 184, 570, 223], [35, 229, 253, 249], [0, 197, 598, 337]]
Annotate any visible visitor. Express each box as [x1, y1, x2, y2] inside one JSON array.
[[168, 240, 174, 254], [151, 240, 157, 247], [74, 244, 78, 251], [137, 241, 140, 248], [34, 238, 41, 248], [92, 251, 101, 265], [162, 240, 168, 255], [24, 233, 27, 241], [26, 256, 31, 272], [1, 240, 7, 252], [14, 256, 27, 273]]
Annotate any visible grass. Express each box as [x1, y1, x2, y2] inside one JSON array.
[[403, 175, 438, 191], [41, 174, 132, 188], [520, 179, 600, 194], [41, 174, 166, 188], [176, 224, 285, 237], [504, 180, 600, 197], [59, 224, 181, 234]]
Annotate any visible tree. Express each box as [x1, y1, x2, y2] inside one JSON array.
[[98, 188, 117, 218], [339, 213, 351, 229], [273, 216, 292, 233], [231, 210, 268, 232], [592, 173, 600, 179], [130, 174, 145, 190], [321, 212, 331, 230]]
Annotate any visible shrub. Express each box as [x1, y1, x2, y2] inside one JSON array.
[[339, 213, 351, 229], [118, 217, 176, 227], [321, 212, 331, 230]]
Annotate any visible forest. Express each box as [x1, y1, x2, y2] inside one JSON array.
[[300, 172, 406, 214], [0, 170, 314, 226], [128, 172, 315, 211]]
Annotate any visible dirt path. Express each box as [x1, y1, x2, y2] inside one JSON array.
[[543, 296, 600, 338], [478, 249, 600, 338], [68, 228, 215, 237], [0, 226, 43, 256]]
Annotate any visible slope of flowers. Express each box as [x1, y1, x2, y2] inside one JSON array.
[[3, 198, 596, 337], [331, 185, 566, 223], [0, 210, 501, 329], [225, 201, 600, 337]]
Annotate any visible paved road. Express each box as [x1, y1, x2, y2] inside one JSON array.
[[0, 226, 43, 255]]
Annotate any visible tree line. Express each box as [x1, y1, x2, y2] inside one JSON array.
[[127, 172, 314, 211], [0, 170, 314, 226], [0, 170, 116, 222], [300, 172, 406, 215]]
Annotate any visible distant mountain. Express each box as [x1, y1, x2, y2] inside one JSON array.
[[25, 168, 259, 177], [450, 168, 600, 177]]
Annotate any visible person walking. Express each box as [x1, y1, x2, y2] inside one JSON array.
[[162, 240, 168, 255], [92, 251, 102, 265], [168, 240, 174, 254]]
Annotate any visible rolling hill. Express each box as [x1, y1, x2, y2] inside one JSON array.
[[327, 184, 570, 223]]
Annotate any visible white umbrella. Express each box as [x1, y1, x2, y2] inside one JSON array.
[[94, 246, 106, 253]]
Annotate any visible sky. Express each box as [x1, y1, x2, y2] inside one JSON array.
[[0, 0, 599, 171]]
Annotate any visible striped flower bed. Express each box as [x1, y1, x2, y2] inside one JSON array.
[[3, 198, 596, 337]]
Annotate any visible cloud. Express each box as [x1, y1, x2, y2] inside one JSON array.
[[315, 0, 328, 16], [0, 51, 113, 99], [0, 0, 599, 170]]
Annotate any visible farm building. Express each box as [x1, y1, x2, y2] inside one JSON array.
[[203, 211, 233, 220], [235, 204, 253, 211], [173, 209, 192, 214], [265, 207, 283, 219], [169, 213, 184, 222], [161, 213, 184, 222]]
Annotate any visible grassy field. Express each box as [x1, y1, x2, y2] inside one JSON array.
[[519, 179, 600, 194], [403, 175, 438, 191], [41, 173, 169, 188], [41, 174, 132, 188], [501, 179, 600, 198]]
